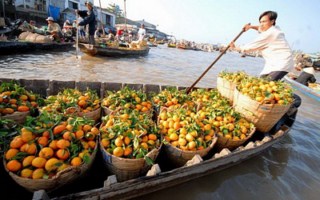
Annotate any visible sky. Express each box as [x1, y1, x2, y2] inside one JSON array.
[[94, 0, 319, 53]]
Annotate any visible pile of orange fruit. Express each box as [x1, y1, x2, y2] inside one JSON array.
[[0, 81, 43, 116], [102, 86, 153, 114], [100, 110, 160, 161], [4, 112, 99, 179], [41, 88, 100, 115]]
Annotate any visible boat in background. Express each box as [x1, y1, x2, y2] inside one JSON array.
[[0, 41, 74, 55], [78, 43, 150, 57], [167, 43, 176, 48], [284, 76, 320, 101]]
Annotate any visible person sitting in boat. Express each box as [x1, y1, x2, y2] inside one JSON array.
[[94, 26, 104, 39], [46, 17, 63, 42], [115, 27, 124, 41], [107, 29, 115, 41], [295, 60, 317, 86], [62, 19, 74, 41]]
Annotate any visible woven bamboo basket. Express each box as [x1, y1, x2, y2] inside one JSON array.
[[215, 127, 256, 151], [78, 107, 101, 122], [233, 89, 291, 132], [100, 144, 160, 182], [1, 111, 30, 124], [102, 105, 113, 116], [3, 144, 97, 192], [163, 136, 217, 167], [217, 77, 236, 102]]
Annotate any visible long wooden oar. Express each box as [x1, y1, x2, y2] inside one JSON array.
[[76, 17, 79, 59], [186, 24, 249, 94]]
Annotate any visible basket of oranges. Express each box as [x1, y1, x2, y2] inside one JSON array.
[[3, 113, 99, 192], [100, 109, 160, 182]]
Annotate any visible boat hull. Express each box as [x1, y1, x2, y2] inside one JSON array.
[[284, 76, 320, 101], [0, 41, 74, 55]]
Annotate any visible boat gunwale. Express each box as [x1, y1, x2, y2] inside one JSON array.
[[52, 126, 289, 200]]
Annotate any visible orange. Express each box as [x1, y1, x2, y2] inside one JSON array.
[[82, 124, 92, 132], [20, 143, 37, 155], [141, 135, 148, 143], [88, 141, 96, 149], [17, 105, 30, 112], [66, 124, 74, 131], [45, 158, 60, 172], [101, 138, 110, 148], [39, 147, 54, 159], [140, 142, 148, 150], [56, 149, 70, 160], [21, 128, 34, 143], [49, 140, 58, 150], [188, 141, 197, 150], [22, 155, 36, 167], [148, 134, 157, 141], [114, 137, 123, 147], [169, 133, 178, 141], [113, 147, 124, 157], [31, 157, 47, 168], [6, 160, 22, 172], [20, 168, 33, 178], [75, 129, 84, 139], [19, 94, 28, 101], [37, 136, 49, 147], [10, 136, 24, 149], [53, 124, 66, 135], [5, 148, 19, 160], [123, 136, 131, 145], [204, 124, 212, 131], [42, 131, 50, 138], [63, 131, 75, 141], [78, 99, 87, 107], [56, 139, 70, 149], [71, 157, 82, 166], [32, 168, 44, 179], [2, 108, 15, 114], [90, 127, 99, 135], [124, 146, 133, 157]]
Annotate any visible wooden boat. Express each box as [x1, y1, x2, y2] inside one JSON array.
[[284, 76, 320, 101], [0, 78, 297, 200], [78, 43, 150, 57], [0, 41, 74, 55], [167, 43, 176, 48]]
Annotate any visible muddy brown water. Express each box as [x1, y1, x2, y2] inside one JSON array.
[[0, 46, 319, 200]]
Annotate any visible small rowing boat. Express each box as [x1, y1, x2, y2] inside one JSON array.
[[284, 76, 320, 101], [0, 78, 298, 199], [78, 43, 150, 57]]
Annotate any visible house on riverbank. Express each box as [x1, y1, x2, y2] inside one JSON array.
[[0, 0, 115, 28]]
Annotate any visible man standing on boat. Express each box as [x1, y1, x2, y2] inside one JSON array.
[[231, 11, 300, 128], [137, 24, 146, 41], [230, 11, 293, 81], [76, 1, 96, 46]]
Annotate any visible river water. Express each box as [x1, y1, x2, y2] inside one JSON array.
[[0, 46, 319, 200]]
